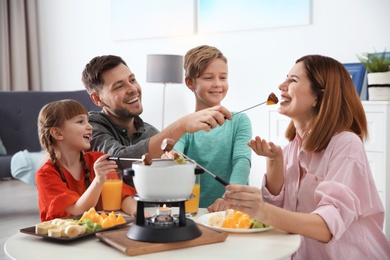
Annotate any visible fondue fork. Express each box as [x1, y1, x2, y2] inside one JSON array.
[[175, 151, 230, 186], [232, 92, 279, 116], [107, 157, 173, 162], [232, 101, 267, 116]]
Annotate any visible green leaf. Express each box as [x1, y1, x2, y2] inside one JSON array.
[[357, 49, 390, 73]]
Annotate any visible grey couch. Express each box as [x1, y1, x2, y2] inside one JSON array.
[[0, 90, 100, 179]]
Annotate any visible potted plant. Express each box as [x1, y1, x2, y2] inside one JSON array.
[[357, 50, 390, 101]]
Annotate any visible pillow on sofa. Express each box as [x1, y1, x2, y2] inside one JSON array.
[[11, 150, 46, 186], [0, 138, 6, 155]]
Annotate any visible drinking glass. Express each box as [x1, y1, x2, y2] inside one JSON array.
[[185, 174, 200, 217], [102, 170, 123, 211]]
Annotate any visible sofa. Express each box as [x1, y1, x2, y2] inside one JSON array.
[[0, 90, 100, 179]]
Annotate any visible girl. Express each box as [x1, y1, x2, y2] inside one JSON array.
[[36, 99, 137, 221]]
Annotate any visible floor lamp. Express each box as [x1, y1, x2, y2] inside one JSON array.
[[146, 54, 183, 130]]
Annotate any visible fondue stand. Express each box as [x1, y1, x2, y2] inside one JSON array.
[[128, 195, 201, 242], [123, 161, 204, 243]]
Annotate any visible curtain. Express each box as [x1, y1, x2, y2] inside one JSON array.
[[0, 0, 41, 91]]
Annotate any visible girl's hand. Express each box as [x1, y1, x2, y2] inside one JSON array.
[[93, 154, 117, 183], [224, 184, 267, 223], [248, 136, 282, 159]]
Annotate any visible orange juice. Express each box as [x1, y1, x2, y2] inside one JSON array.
[[185, 183, 200, 216], [102, 179, 122, 211]]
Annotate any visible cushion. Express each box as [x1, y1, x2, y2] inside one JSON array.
[[10, 150, 46, 186], [0, 138, 6, 155]]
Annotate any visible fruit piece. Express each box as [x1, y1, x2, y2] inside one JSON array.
[[50, 218, 62, 225], [208, 213, 224, 227], [161, 138, 175, 152], [79, 211, 90, 222], [100, 212, 108, 219], [48, 228, 62, 237], [142, 153, 153, 165], [102, 217, 115, 229], [225, 209, 235, 219], [35, 222, 52, 235], [108, 211, 117, 221], [172, 151, 186, 164], [237, 214, 251, 229], [116, 213, 126, 225], [93, 223, 102, 232], [232, 211, 243, 223], [76, 225, 86, 235], [222, 217, 236, 228], [56, 220, 67, 227], [65, 225, 81, 238], [90, 214, 103, 224], [60, 225, 68, 237], [79, 219, 95, 233], [250, 220, 264, 229]]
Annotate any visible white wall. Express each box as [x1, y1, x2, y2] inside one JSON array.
[[36, 0, 390, 187]]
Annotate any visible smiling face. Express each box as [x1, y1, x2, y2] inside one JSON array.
[[59, 114, 93, 152], [278, 61, 318, 124], [187, 58, 228, 111], [92, 63, 143, 123]]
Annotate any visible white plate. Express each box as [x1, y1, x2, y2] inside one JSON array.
[[197, 211, 273, 233]]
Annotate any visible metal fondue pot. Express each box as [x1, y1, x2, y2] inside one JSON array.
[[124, 160, 203, 200]]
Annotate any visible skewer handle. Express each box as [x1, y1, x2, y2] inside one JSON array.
[[107, 156, 141, 161], [215, 175, 230, 186]]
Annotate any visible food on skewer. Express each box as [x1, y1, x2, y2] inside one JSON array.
[[266, 92, 279, 105], [161, 138, 175, 152], [161, 138, 186, 164], [141, 153, 153, 165], [232, 92, 279, 116], [171, 151, 186, 164]]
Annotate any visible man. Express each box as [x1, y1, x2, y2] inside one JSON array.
[[81, 55, 232, 159]]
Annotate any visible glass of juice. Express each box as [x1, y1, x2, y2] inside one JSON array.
[[102, 170, 123, 211], [185, 174, 200, 217]]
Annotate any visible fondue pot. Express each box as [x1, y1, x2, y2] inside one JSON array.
[[123, 160, 203, 200]]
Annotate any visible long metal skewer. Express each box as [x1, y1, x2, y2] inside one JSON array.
[[107, 157, 173, 162], [232, 100, 267, 116], [109, 154, 230, 186], [175, 151, 230, 186]]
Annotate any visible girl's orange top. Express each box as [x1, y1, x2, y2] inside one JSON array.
[[36, 151, 136, 221]]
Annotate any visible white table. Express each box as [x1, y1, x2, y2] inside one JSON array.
[[4, 208, 300, 259]]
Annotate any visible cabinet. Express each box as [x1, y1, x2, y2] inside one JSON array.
[[268, 101, 390, 240], [361, 101, 390, 240]]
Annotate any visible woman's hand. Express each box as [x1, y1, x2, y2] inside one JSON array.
[[207, 198, 231, 212], [224, 184, 267, 223], [248, 136, 282, 159]]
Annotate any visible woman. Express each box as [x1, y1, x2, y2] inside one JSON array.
[[224, 55, 390, 259]]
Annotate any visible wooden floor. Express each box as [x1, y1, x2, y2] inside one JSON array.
[[0, 178, 39, 259]]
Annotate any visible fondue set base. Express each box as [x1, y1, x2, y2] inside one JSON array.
[[127, 195, 202, 243]]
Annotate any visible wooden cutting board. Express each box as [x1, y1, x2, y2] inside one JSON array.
[[96, 224, 228, 256]]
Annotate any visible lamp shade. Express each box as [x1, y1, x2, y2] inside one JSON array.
[[146, 54, 183, 84]]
